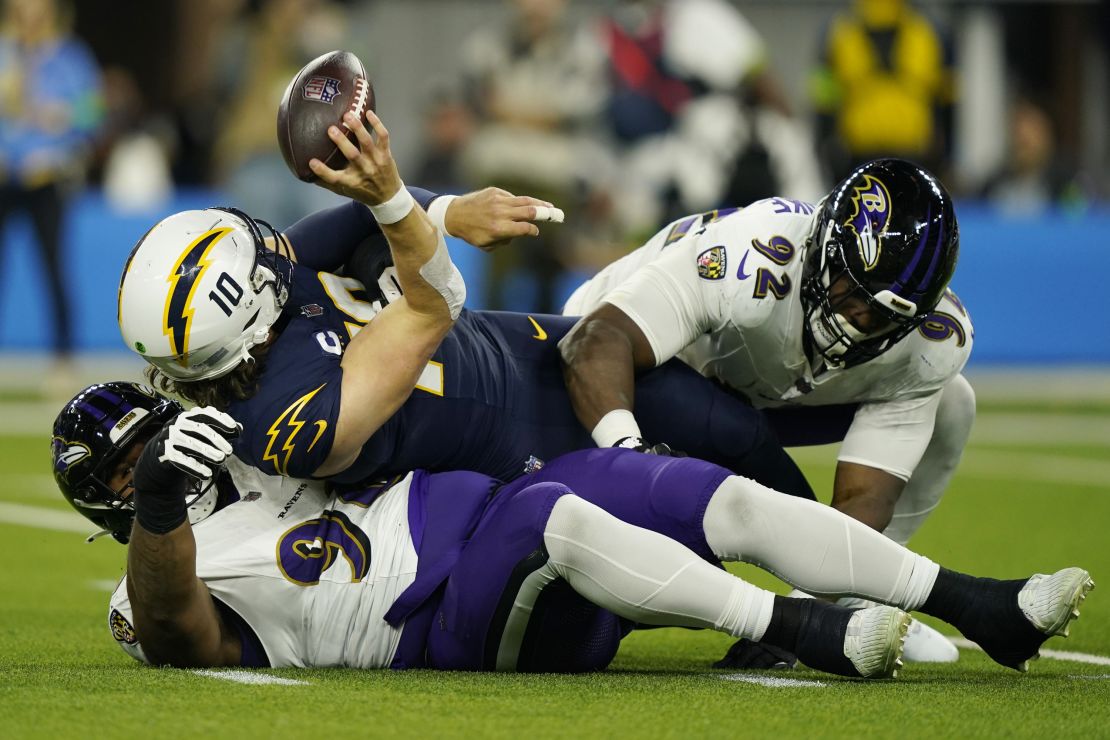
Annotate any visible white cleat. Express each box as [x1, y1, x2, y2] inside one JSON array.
[[839, 597, 959, 664], [844, 606, 912, 679], [902, 618, 960, 663], [1018, 567, 1096, 640], [957, 566, 1095, 672]]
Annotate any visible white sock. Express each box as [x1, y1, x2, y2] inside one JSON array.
[[542, 495, 775, 640], [703, 476, 939, 611]]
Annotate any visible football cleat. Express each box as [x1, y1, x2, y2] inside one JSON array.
[[962, 567, 1094, 672], [1018, 567, 1094, 638], [839, 597, 959, 663], [842, 607, 912, 679], [793, 602, 910, 679]]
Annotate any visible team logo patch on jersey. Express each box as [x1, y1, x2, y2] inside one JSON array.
[[697, 246, 727, 280], [110, 609, 138, 644], [302, 76, 341, 104], [242, 491, 262, 503], [845, 174, 892, 271], [300, 303, 324, 318]]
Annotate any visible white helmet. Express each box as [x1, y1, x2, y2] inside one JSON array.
[[118, 207, 292, 381]]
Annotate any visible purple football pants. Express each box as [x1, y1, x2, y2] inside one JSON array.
[[394, 449, 731, 672]]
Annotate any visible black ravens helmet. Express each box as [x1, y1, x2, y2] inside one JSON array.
[[51, 382, 183, 543], [801, 158, 959, 368]]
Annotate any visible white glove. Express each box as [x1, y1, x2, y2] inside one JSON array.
[[157, 407, 242, 479]]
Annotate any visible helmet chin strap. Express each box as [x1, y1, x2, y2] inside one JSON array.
[[85, 528, 113, 544], [808, 311, 871, 366]]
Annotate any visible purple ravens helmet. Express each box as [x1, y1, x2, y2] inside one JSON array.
[[801, 158, 959, 367], [51, 382, 184, 543]]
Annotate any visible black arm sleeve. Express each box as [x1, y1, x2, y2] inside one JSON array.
[[284, 187, 440, 272]]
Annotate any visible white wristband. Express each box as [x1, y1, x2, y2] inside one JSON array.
[[426, 194, 458, 236], [591, 409, 643, 448], [369, 185, 415, 225]]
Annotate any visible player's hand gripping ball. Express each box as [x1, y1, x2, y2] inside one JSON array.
[[277, 50, 375, 182]]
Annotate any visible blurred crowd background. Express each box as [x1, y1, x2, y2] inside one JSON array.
[[1, 0, 1109, 387]]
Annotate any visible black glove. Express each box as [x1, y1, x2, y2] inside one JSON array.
[[713, 638, 798, 670], [613, 436, 687, 457], [133, 407, 241, 534]]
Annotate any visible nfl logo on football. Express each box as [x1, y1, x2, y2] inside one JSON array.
[[302, 76, 341, 104]]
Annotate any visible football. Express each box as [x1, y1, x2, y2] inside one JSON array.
[[277, 50, 375, 182]]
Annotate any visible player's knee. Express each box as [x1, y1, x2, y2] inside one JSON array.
[[702, 476, 775, 559], [545, 493, 598, 538], [543, 494, 610, 569]]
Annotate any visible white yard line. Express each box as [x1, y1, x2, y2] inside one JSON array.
[[87, 579, 121, 592], [720, 674, 827, 688], [7, 474, 62, 498], [971, 414, 1110, 447], [0, 403, 62, 436], [191, 669, 310, 686], [949, 637, 1110, 667], [716, 641, 1110, 686], [0, 502, 93, 534], [787, 447, 1110, 490], [954, 450, 1110, 490]]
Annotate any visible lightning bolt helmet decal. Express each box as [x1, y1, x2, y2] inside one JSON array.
[[163, 227, 234, 365]]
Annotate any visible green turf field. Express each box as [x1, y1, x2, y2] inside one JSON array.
[[2, 391, 1108, 739]]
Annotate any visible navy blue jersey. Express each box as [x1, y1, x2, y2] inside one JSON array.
[[227, 256, 591, 482], [228, 247, 814, 498]]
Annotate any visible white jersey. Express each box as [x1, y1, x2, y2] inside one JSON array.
[[107, 458, 419, 668], [564, 198, 973, 480]]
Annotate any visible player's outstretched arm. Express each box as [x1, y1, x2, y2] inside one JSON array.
[[314, 293, 451, 476], [126, 409, 243, 668], [307, 109, 464, 476], [432, 187, 563, 252], [260, 187, 440, 269], [309, 109, 460, 320], [261, 185, 557, 272]]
